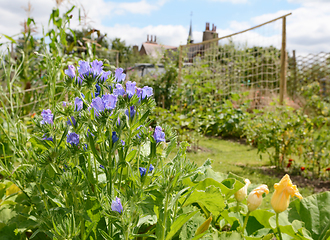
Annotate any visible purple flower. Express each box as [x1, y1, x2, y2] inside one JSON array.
[[64, 65, 76, 79], [102, 94, 117, 110], [100, 71, 111, 82], [139, 167, 147, 177], [42, 134, 53, 142], [126, 81, 136, 98], [141, 86, 153, 99], [74, 97, 83, 111], [62, 101, 67, 107], [83, 144, 88, 151], [136, 88, 142, 98], [121, 140, 125, 146], [91, 97, 105, 116], [148, 164, 154, 173], [125, 106, 136, 119], [91, 60, 103, 77], [117, 117, 121, 126], [136, 125, 143, 138], [154, 126, 165, 143], [100, 164, 105, 169], [77, 74, 84, 85], [115, 68, 126, 82], [40, 109, 53, 125], [93, 84, 101, 98], [67, 132, 79, 146], [67, 116, 76, 126], [87, 129, 94, 137], [111, 197, 123, 213], [113, 83, 125, 96], [112, 131, 119, 143], [78, 60, 91, 75]]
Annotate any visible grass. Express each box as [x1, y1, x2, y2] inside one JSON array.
[[178, 136, 314, 209]]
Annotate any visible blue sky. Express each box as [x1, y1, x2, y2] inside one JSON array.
[[1, 0, 330, 55], [101, 0, 299, 31]]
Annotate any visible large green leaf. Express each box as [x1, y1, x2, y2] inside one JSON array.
[[183, 186, 226, 216], [269, 211, 313, 240], [218, 231, 245, 239], [288, 191, 330, 240], [165, 211, 198, 240]]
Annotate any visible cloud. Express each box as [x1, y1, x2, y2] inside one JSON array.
[[113, 0, 166, 15], [100, 24, 188, 47], [208, 0, 248, 3], [249, 2, 330, 55]]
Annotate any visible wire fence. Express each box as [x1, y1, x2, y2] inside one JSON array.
[[177, 13, 291, 108], [0, 81, 65, 122], [288, 51, 330, 99]]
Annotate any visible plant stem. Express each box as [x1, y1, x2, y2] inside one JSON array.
[[161, 192, 169, 240], [236, 200, 240, 213], [241, 211, 250, 234], [276, 213, 283, 240]]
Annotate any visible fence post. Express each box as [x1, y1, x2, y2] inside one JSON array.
[[280, 16, 287, 105], [177, 45, 183, 107], [178, 45, 183, 87], [116, 51, 119, 68], [292, 50, 297, 99]]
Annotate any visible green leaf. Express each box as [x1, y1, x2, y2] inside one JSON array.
[[1, 34, 16, 43], [288, 191, 330, 240], [249, 210, 275, 229], [165, 210, 198, 240], [98, 228, 112, 240], [218, 231, 244, 239], [125, 150, 137, 162], [195, 215, 212, 236], [183, 186, 226, 216]]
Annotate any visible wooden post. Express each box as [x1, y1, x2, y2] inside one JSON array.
[[280, 16, 287, 105], [177, 45, 183, 108], [116, 52, 119, 68], [178, 45, 183, 88], [292, 50, 297, 99]]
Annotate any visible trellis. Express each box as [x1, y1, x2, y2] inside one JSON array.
[[288, 51, 330, 99], [177, 13, 291, 108]]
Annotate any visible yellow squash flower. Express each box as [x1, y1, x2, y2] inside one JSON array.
[[235, 179, 251, 202], [247, 184, 269, 212], [271, 174, 303, 213]]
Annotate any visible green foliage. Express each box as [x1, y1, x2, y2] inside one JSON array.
[[288, 191, 330, 240]]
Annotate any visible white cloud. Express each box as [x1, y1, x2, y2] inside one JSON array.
[[1, 0, 330, 57], [249, 2, 330, 55], [208, 0, 248, 3], [100, 24, 188, 47]]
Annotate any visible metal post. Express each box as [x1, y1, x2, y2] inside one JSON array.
[[280, 16, 287, 105]]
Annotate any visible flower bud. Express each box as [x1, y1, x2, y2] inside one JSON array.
[[247, 184, 269, 212], [271, 174, 303, 213], [235, 179, 251, 202]]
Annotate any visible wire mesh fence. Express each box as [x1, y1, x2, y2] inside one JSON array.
[[288, 51, 330, 99], [178, 14, 290, 108], [0, 82, 65, 121]]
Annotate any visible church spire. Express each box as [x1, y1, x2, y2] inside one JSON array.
[[187, 12, 193, 44]]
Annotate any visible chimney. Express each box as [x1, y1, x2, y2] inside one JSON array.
[[147, 34, 149, 42], [206, 22, 209, 31], [212, 23, 214, 31], [214, 26, 217, 32], [151, 35, 153, 42], [133, 45, 138, 53], [154, 35, 157, 43]]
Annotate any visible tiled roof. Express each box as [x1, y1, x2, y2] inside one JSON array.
[[141, 42, 177, 58]]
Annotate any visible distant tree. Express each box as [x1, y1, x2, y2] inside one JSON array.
[[111, 38, 151, 66]]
